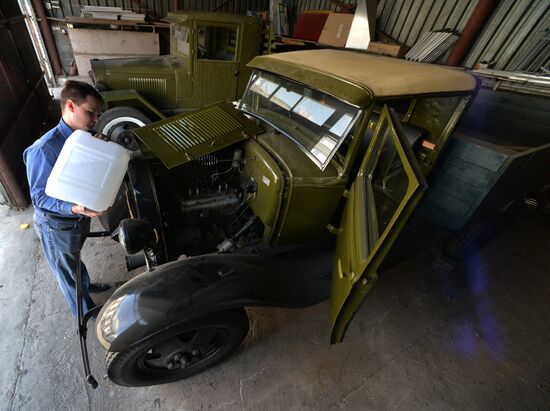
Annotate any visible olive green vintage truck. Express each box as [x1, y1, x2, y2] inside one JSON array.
[[86, 49, 477, 387], [90, 10, 263, 133]]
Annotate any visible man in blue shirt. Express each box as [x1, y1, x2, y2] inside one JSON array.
[[23, 80, 110, 317]]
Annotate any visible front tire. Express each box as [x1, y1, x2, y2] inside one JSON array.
[[96, 106, 151, 231], [106, 308, 249, 387], [96, 106, 151, 150]]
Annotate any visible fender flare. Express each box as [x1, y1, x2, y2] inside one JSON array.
[[100, 89, 166, 120], [96, 248, 333, 352]]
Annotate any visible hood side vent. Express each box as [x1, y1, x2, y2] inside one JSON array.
[[152, 105, 242, 153], [129, 77, 167, 97], [133, 102, 263, 169]]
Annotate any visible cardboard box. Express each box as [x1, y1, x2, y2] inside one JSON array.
[[293, 11, 330, 41], [367, 42, 409, 58], [318, 13, 354, 48]]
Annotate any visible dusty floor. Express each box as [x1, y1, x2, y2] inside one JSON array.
[[0, 204, 548, 410]]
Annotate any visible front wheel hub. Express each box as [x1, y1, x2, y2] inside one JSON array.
[[167, 353, 189, 369], [110, 124, 136, 147]]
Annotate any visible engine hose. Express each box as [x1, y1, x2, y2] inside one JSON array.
[[217, 215, 258, 253]]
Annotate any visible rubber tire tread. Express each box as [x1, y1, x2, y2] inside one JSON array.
[[105, 308, 249, 387]]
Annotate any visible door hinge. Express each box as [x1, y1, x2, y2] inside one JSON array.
[[326, 224, 342, 235]]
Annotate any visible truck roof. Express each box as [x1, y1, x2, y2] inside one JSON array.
[[248, 50, 477, 105], [163, 10, 262, 25]]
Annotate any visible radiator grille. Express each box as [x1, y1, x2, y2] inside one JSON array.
[[152, 105, 242, 153], [128, 77, 167, 97]]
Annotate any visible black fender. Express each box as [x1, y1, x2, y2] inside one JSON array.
[[96, 244, 333, 352]]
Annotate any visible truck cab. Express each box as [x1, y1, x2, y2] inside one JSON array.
[[90, 11, 263, 116]]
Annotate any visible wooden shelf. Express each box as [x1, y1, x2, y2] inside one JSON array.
[[47, 17, 169, 32]]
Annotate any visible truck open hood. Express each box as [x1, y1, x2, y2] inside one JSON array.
[[132, 102, 263, 169]]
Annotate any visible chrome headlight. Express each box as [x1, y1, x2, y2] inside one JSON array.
[[96, 296, 124, 348], [118, 218, 156, 255]]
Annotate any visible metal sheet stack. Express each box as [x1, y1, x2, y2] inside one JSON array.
[[405, 30, 459, 63]]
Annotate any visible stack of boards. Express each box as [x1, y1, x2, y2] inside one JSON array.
[[80, 5, 145, 23]]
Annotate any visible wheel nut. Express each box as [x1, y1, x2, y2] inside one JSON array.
[[192, 349, 200, 357]]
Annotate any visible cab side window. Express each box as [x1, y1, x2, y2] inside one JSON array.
[[174, 25, 190, 56], [365, 100, 425, 152], [339, 99, 414, 158], [197, 25, 237, 61], [364, 118, 410, 249]]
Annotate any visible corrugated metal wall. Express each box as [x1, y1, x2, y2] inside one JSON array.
[[376, 0, 478, 47], [41, 0, 550, 72], [177, 0, 268, 13], [44, 0, 269, 18], [462, 0, 550, 70], [295, 0, 549, 71], [295, 0, 478, 39], [295, 0, 356, 13], [1, 1, 53, 208]]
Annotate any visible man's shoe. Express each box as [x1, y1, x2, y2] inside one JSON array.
[[88, 282, 111, 293]]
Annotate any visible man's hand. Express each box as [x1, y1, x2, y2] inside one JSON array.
[[71, 204, 105, 217], [93, 132, 110, 142]]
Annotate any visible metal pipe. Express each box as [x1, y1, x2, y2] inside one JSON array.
[[20, 1, 55, 87], [30, 0, 63, 76], [473, 68, 550, 86], [446, 0, 501, 67], [75, 251, 100, 389]]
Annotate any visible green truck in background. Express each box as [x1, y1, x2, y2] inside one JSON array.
[[90, 11, 263, 140]]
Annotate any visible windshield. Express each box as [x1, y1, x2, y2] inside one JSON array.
[[239, 70, 361, 170]]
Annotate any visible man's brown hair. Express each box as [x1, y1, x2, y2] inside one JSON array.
[[60, 80, 103, 111]]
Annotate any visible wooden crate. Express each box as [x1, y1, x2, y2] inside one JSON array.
[[417, 88, 550, 231], [67, 28, 159, 75]]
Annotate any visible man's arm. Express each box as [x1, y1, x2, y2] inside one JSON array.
[[25, 145, 75, 216]]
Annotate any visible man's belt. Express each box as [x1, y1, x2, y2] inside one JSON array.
[[40, 211, 85, 221]]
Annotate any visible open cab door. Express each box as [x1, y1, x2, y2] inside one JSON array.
[[330, 106, 428, 343]]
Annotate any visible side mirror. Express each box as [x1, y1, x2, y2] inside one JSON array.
[[118, 218, 156, 255]]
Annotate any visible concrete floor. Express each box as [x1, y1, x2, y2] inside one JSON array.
[[1, 204, 549, 410]]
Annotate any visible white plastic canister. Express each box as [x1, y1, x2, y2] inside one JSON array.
[[45, 130, 130, 212]]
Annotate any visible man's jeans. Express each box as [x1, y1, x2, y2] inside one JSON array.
[[33, 211, 94, 316]]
